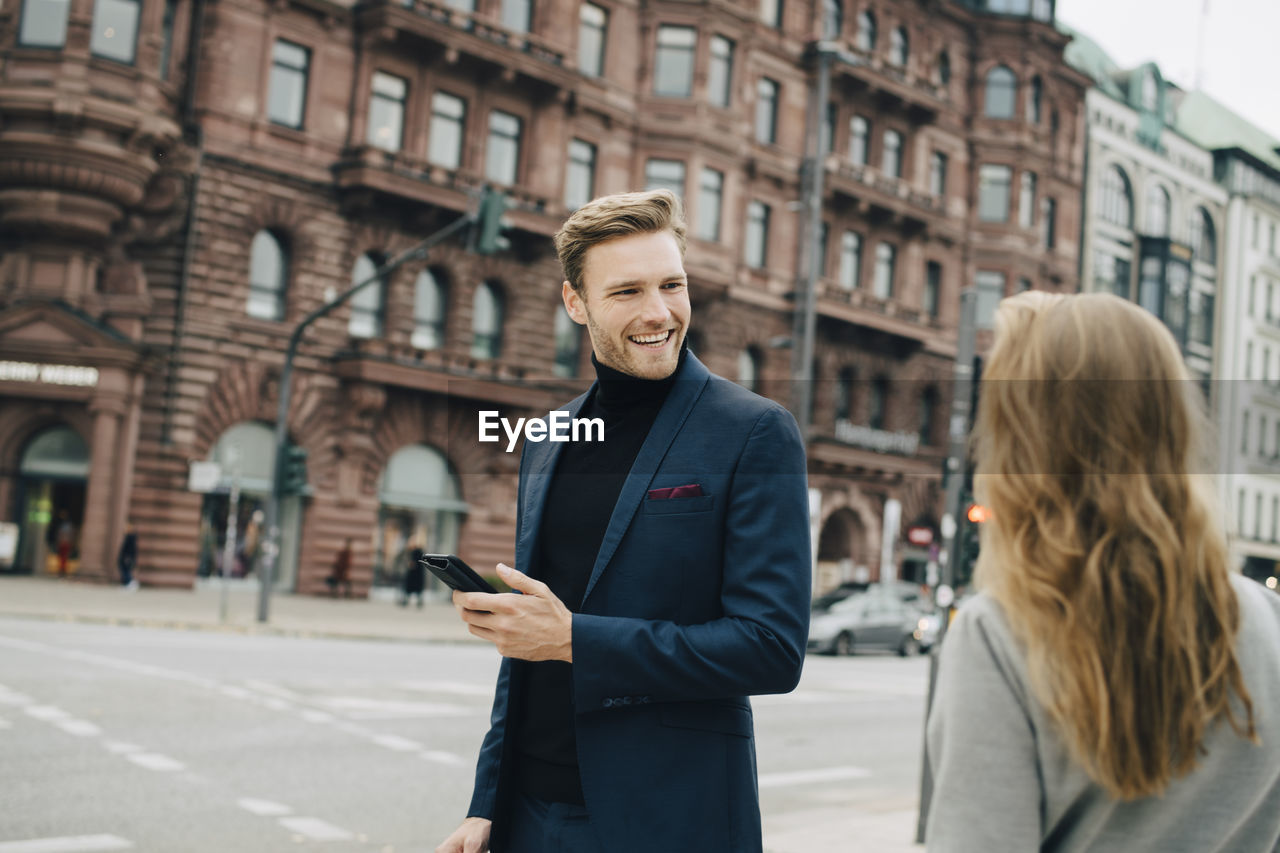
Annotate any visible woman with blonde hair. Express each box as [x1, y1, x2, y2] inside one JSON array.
[[926, 291, 1280, 852]]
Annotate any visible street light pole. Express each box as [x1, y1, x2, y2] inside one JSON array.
[[790, 42, 836, 441], [255, 209, 478, 623]]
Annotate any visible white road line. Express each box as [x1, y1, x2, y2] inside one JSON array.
[[125, 753, 185, 772], [103, 742, 142, 755], [299, 709, 334, 724], [371, 734, 422, 752], [0, 688, 33, 706], [0, 835, 133, 852], [243, 680, 298, 700], [277, 817, 354, 841], [757, 766, 872, 789], [236, 798, 293, 817], [420, 750, 466, 766], [259, 698, 291, 712], [24, 705, 70, 722], [397, 679, 494, 697], [55, 719, 102, 737]]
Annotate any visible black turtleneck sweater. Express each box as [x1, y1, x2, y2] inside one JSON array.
[[512, 344, 686, 805]]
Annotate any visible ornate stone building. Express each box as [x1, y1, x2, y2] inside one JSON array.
[[0, 0, 1085, 595]]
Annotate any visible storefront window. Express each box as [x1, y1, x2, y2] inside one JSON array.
[[373, 445, 468, 597], [14, 425, 88, 575]]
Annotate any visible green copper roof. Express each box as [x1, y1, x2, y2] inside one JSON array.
[[1174, 90, 1280, 175], [1058, 21, 1123, 98]]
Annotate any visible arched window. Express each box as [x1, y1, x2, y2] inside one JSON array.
[[1028, 75, 1043, 124], [822, 0, 841, 39], [855, 10, 876, 53], [412, 268, 446, 350], [1190, 207, 1217, 265], [849, 115, 870, 165], [888, 26, 908, 67], [882, 129, 903, 178], [471, 282, 504, 359], [1100, 165, 1133, 228], [21, 425, 90, 479], [1145, 184, 1171, 237], [984, 66, 1017, 119], [247, 230, 288, 321], [937, 52, 951, 88], [738, 348, 759, 391], [349, 253, 386, 338]]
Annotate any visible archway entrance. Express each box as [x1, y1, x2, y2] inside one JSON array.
[[13, 426, 89, 575], [196, 422, 303, 591], [373, 444, 467, 600], [817, 507, 870, 594]]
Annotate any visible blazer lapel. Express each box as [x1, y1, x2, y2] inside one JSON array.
[[517, 388, 592, 576], [579, 353, 711, 606]]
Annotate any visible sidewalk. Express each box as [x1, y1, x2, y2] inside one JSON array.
[[0, 575, 925, 853], [0, 575, 478, 644]]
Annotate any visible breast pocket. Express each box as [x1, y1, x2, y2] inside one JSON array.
[[642, 494, 715, 515]]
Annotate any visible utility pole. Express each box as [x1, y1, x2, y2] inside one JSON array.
[[255, 191, 504, 623]]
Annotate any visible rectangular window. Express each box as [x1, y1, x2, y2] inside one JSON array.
[[1249, 275, 1257, 317], [849, 116, 869, 165], [1043, 197, 1057, 248], [1255, 492, 1263, 541], [696, 168, 724, 242], [1019, 172, 1037, 228], [1272, 496, 1278, 542], [501, 0, 531, 33], [485, 110, 522, 185], [565, 138, 596, 211], [1138, 257, 1163, 319], [882, 129, 902, 178], [978, 164, 1012, 222], [930, 151, 948, 198], [267, 40, 310, 129], [820, 102, 836, 157], [644, 158, 686, 198], [759, 0, 782, 27], [755, 78, 779, 144], [367, 72, 407, 152], [91, 0, 140, 62], [428, 92, 466, 169], [1271, 222, 1277, 256], [839, 231, 862, 290], [925, 261, 941, 318], [159, 0, 178, 80], [19, 0, 71, 46], [872, 242, 896, 300], [745, 201, 770, 269], [578, 3, 607, 77], [1246, 340, 1253, 380], [1238, 487, 1246, 536], [708, 36, 734, 108], [1190, 292, 1214, 346], [654, 25, 696, 97], [818, 222, 829, 277], [975, 270, 1005, 325]]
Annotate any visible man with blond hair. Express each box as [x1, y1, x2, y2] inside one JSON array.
[[437, 190, 811, 853]]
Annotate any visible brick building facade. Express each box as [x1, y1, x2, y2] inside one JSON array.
[[0, 0, 1086, 595]]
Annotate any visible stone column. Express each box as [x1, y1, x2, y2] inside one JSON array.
[[79, 395, 126, 581]]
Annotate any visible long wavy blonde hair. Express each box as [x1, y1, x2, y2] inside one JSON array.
[[972, 291, 1257, 800]]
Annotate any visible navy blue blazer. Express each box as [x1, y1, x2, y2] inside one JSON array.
[[467, 352, 812, 853]]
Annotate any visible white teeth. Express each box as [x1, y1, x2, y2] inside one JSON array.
[[630, 331, 670, 344]]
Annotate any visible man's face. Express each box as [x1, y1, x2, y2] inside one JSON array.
[[562, 230, 691, 380]]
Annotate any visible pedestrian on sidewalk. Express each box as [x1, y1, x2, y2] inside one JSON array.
[[925, 292, 1280, 853], [325, 537, 354, 598], [52, 511, 74, 577], [400, 546, 425, 608], [117, 524, 139, 591]]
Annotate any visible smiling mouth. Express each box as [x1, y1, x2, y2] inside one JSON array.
[[628, 330, 673, 349]]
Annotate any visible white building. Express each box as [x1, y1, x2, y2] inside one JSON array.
[[1174, 91, 1280, 587]]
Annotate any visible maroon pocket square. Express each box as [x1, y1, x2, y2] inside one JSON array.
[[647, 484, 704, 500]]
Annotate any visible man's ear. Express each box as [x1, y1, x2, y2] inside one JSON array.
[[562, 281, 587, 325]]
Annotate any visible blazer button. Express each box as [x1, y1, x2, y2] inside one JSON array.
[[602, 698, 613, 708], [622, 697, 633, 705]]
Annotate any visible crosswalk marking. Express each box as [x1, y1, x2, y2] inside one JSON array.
[[0, 835, 133, 852], [236, 798, 292, 817], [758, 766, 872, 788], [371, 734, 421, 752], [55, 720, 101, 737], [125, 753, 184, 772], [277, 818, 353, 841]]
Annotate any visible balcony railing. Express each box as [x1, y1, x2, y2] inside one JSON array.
[[825, 157, 945, 223]]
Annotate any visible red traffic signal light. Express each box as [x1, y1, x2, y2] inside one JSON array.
[[966, 503, 990, 524]]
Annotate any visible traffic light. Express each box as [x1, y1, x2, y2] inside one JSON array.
[[474, 187, 510, 255], [280, 443, 309, 496]]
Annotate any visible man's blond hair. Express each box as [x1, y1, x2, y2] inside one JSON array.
[[554, 190, 687, 292]]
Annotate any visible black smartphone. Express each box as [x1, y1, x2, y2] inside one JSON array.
[[421, 554, 498, 594]]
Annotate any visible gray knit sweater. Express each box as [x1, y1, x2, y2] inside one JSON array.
[[926, 573, 1280, 853]]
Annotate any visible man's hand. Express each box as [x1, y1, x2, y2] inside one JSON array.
[[435, 816, 491, 853], [454, 563, 573, 662]]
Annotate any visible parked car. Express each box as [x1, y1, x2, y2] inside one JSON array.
[[807, 590, 928, 656]]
